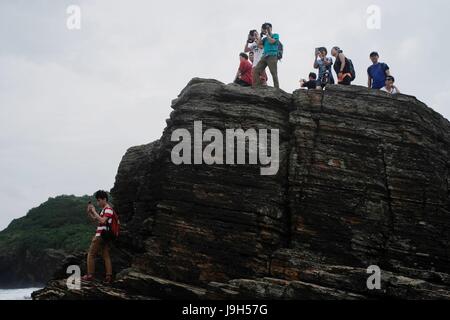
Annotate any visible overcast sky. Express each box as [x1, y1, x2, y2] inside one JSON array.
[[0, 0, 449, 230]]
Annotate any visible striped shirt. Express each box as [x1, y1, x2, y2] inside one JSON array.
[[95, 206, 114, 237]]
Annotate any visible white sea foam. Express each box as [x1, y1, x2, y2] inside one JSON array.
[[0, 288, 42, 300]]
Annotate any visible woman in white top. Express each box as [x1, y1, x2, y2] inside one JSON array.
[[381, 76, 400, 94], [245, 30, 267, 85]]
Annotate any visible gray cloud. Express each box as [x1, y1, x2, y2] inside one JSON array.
[[0, 0, 449, 230]]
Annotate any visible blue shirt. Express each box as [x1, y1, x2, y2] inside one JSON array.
[[316, 57, 334, 82], [368, 63, 389, 89], [263, 34, 279, 57]]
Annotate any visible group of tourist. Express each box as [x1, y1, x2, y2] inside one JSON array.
[[301, 50, 400, 94], [234, 22, 400, 95], [234, 22, 281, 89]]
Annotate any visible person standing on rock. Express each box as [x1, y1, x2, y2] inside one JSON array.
[[314, 47, 334, 89], [367, 51, 391, 90], [82, 190, 114, 284], [252, 22, 280, 89]]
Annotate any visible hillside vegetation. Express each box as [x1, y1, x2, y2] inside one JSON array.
[[0, 195, 94, 255]]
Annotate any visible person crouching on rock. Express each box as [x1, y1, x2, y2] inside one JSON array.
[[82, 190, 113, 284], [234, 52, 253, 87], [381, 76, 400, 94], [331, 47, 353, 85], [300, 72, 318, 90]]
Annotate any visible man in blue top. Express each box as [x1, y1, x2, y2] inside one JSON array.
[[367, 52, 391, 89], [252, 22, 280, 89]]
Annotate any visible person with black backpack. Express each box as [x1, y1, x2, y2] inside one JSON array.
[[331, 46, 355, 85], [252, 22, 281, 89], [82, 190, 119, 284]]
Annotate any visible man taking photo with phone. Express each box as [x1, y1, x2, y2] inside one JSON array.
[[81, 190, 114, 284], [252, 22, 280, 89]]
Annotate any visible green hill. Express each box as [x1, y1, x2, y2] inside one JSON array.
[[0, 195, 96, 288]]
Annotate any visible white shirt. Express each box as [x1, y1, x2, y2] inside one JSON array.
[[381, 86, 399, 94], [248, 42, 263, 67]]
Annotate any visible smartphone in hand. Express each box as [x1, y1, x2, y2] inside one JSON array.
[[87, 201, 93, 214]]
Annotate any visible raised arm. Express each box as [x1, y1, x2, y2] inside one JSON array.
[[94, 212, 108, 224], [266, 32, 277, 44], [338, 53, 346, 73], [87, 210, 96, 223], [314, 53, 319, 69], [368, 70, 372, 88], [244, 41, 252, 53], [86, 204, 96, 222], [257, 34, 264, 47], [88, 205, 109, 224]]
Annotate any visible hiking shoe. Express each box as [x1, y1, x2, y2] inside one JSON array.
[[104, 275, 113, 284], [81, 274, 95, 282]]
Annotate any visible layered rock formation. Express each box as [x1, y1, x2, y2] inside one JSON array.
[[33, 79, 450, 300]]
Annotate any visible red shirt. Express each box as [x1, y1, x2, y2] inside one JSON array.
[[239, 60, 253, 85], [95, 206, 114, 237]]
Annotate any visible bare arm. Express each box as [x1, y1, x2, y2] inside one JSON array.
[[338, 53, 346, 72], [86, 205, 96, 222], [235, 67, 240, 80], [88, 206, 108, 224], [87, 211, 97, 223], [244, 42, 251, 53], [93, 212, 108, 224], [368, 74, 372, 88], [314, 55, 319, 69], [257, 36, 264, 47], [266, 33, 277, 44]]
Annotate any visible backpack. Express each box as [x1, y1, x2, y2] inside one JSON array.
[[347, 58, 356, 81], [277, 41, 283, 60], [321, 70, 330, 86], [102, 208, 120, 241]]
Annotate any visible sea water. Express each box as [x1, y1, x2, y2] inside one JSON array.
[[0, 288, 42, 300]]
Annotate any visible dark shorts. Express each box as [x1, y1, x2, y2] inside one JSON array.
[[339, 75, 352, 85], [317, 74, 335, 87]]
